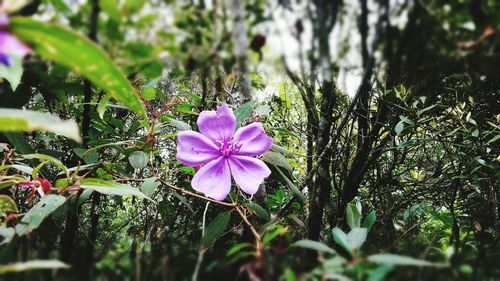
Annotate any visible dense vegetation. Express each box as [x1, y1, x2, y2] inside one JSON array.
[[0, 0, 499, 280]]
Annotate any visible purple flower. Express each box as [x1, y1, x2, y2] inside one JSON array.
[[0, 14, 30, 67], [176, 104, 273, 201]]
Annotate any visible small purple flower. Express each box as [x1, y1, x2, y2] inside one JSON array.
[[0, 14, 30, 67], [176, 104, 273, 201]]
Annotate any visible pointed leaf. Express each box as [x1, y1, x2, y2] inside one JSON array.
[[292, 240, 336, 254], [128, 151, 149, 169], [0, 108, 81, 142], [201, 211, 231, 248], [0, 195, 18, 215], [246, 203, 270, 221], [346, 202, 361, 230], [367, 265, 395, 281], [9, 17, 145, 116], [363, 210, 376, 231], [234, 100, 256, 127], [262, 151, 293, 171], [367, 254, 438, 267], [347, 227, 367, 249], [275, 166, 304, 203], [0, 260, 69, 273], [170, 119, 191, 131], [140, 177, 160, 194], [80, 178, 152, 201], [15, 195, 66, 236], [332, 227, 351, 253], [0, 55, 23, 90], [395, 121, 404, 135], [227, 242, 254, 256]]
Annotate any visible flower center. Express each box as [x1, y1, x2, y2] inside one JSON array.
[[218, 138, 241, 157]]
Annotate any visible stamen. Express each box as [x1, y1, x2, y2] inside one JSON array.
[[219, 138, 240, 157]]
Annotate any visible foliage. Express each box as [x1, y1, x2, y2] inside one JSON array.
[[0, 0, 498, 280]]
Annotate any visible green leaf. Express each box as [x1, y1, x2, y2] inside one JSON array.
[[347, 227, 367, 249], [49, 0, 71, 13], [234, 101, 256, 127], [367, 265, 395, 281], [170, 119, 191, 131], [141, 87, 156, 101], [1, 0, 31, 13], [100, 0, 123, 22], [275, 166, 304, 203], [399, 115, 415, 125], [346, 202, 361, 230], [0, 175, 27, 190], [140, 177, 160, 195], [487, 134, 500, 144], [9, 17, 145, 116], [125, 0, 147, 14], [179, 166, 195, 175], [263, 225, 287, 245], [171, 192, 194, 214], [15, 195, 66, 236], [283, 268, 297, 281], [201, 211, 231, 248], [269, 143, 294, 156], [73, 148, 99, 164], [292, 239, 336, 254], [367, 254, 438, 267], [128, 151, 149, 169], [363, 210, 376, 231], [0, 226, 16, 244], [332, 227, 351, 253], [0, 108, 81, 142], [0, 195, 18, 216], [395, 121, 404, 135], [141, 60, 163, 79], [417, 104, 436, 116], [0, 260, 69, 273], [2, 132, 33, 154], [0, 164, 33, 175], [22, 154, 68, 176], [77, 189, 93, 206], [0, 55, 23, 90], [262, 151, 293, 171], [471, 128, 479, 137], [80, 178, 152, 201], [245, 203, 270, 221], [174, 103, 197, 115], [227, 242, 254, 256]]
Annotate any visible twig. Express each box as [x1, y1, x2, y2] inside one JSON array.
[[192, 202, 210, 281], [234, 203, 263, 259], [157, 178, 236, 207]]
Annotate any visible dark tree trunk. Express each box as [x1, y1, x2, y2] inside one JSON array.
[[60, 0, 100, 277], [305, 0, 342, 242], [306, 81, 335, 241]]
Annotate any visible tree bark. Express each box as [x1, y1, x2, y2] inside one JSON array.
[[231, 0, 252, 104], [60, 1, 100, 277]]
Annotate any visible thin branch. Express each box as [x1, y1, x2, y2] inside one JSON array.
[[234, 203, 263, 259], [191, 202, 210, 281], [158, 178, 236, 207]]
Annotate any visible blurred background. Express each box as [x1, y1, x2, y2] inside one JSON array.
[[0, 0, 499, 280]]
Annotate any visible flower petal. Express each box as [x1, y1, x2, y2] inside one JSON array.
[[233, 123, 272, 156], [176, 131, 220, 166], [0, 54, 10, 66], [0, 15, 9, 26], [228, 155, 271, 196], [192, 157, 232, 201], [197, 104, 236, 143], [0, 31, 31, 57]]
